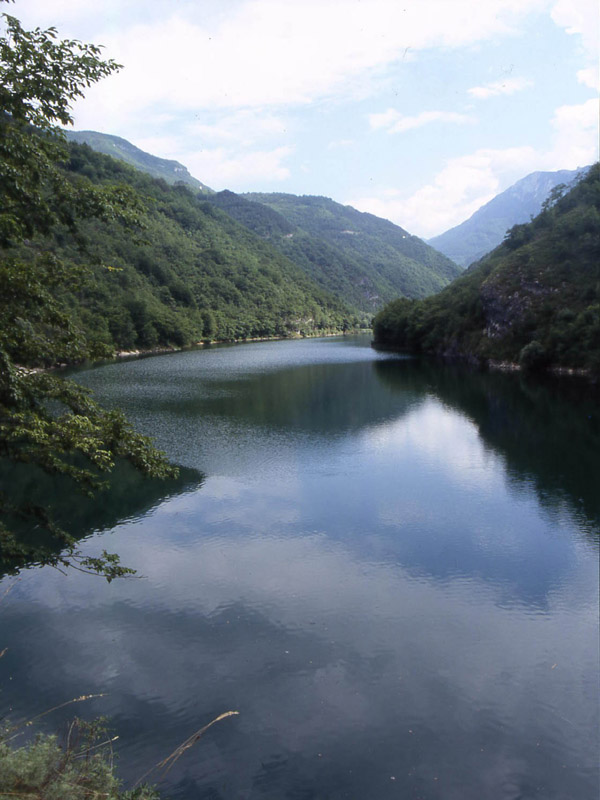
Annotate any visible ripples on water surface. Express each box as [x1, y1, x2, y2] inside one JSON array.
[[1, 336, 598, 799]]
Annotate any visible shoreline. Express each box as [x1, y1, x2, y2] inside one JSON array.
[[113, 329, 368, 360], [488, 359, 593, 379], [19, 329, 371, 374], [371, 343, 596, 383], [79, 329, 372, 368]]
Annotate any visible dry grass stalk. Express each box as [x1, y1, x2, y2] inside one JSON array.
[[133, 710, 240, 788], [5, 694, 107, 742], [0, 580, 19, 607]]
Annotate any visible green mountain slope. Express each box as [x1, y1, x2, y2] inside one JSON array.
[[58, 135, 460, 317], [373, 164, 600, 375], [429, 166, 590, 267], [65, 129, 212, 193], [206, 190, 382, 316], [231, 192, 462, 310], [7, 141, 356, 365]]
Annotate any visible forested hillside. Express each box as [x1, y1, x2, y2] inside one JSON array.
[[230, 192, 462, 309], [207, 190, 382, 317], [58, 134, 461, 320], [373, 164, 600, 375], [7, 141, 358, 365]]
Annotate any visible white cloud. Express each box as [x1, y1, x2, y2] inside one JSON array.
[[369, 109, 405, 131], [349, 147, 531, 238], [551, 0, 599, 57], [179, 145, 294, 190], [132, 135, 293, 190], [468, 77, 533, 99], [131, 135, 183, 158], [187, 111, 290, 147], [13, 1, 594, 215], [349, 99, 598, 238], [577, 68, 600, 90], [550, 98, 599, 168], [327, 139, 355, 150], [551, 0, 599, 93], [369, 109, 474, 133], [47, 0, 550, 131]]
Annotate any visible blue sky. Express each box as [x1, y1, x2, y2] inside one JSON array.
[[14, 0, 599, 237]]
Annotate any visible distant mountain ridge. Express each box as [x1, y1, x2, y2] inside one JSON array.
[[215, 191, 462, 312], [429, 166, 591, 267], [65, 130, 212, 193]]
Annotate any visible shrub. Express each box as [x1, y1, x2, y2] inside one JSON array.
[[519, 340, 549, 372], [0, 718, 160, 800]]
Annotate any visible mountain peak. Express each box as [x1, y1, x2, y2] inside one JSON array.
[[64, 130, 212, 193], [429, 166, 590, 267]]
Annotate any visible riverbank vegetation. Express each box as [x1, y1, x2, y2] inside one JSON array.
[[2, 1, 597, 795], [0, 716, 160, 800], [373, 164, 600, 376]]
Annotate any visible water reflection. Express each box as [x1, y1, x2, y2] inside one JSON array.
[[0, 459, 203, 575], [373, 358, 600, 531], [2, 524, 596, 799], [74, 337, 600, 534], [1, 338, 598, 800]]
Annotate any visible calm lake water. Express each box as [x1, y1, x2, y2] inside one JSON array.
[[1, 336, 598, 799]]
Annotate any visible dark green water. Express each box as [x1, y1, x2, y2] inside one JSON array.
[[1, 336, 598, 799]]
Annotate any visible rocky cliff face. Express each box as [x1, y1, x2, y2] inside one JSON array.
[[480, 267, 555, 340]]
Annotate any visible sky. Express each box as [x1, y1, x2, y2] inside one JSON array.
[[11, 0, 599, 238]]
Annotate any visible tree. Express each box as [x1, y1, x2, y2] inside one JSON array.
[[0, 3, 176, 579], [0, 7, 144, 245]]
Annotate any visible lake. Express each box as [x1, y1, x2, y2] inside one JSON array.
[[1, 335, 598, 799]]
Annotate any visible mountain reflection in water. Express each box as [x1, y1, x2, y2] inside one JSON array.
[[1, 337, 597, 800]]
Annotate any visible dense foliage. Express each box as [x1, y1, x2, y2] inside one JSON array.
[[206, 191, 376, 320], [0, 718, 159, 800], [373, 164, 600, 375], [215, 192, 462, 311], [57, 141, 460, 318]]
